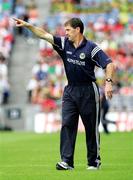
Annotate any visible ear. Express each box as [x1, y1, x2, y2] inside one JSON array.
[[76, 27, 80, 33]]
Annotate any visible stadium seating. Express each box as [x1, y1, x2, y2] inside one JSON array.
[[28, 0, 133, 112]]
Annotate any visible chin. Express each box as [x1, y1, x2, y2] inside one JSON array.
[[68, 38, 73, 42]]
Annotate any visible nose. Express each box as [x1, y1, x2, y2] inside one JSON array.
[[65, 31, 68, 36]]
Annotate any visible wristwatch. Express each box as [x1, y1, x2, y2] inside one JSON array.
[[106, 78, 113, 83]]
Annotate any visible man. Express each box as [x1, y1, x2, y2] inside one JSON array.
[[13, 17, 115, 170]]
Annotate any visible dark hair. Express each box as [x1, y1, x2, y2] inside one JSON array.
[[64, 17, 84, 34]]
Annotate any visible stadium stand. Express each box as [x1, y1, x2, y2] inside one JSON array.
[[0, 0, 15, 105], [0, 0, 15, 130], [26, 0, 133, 133], [0, 0, 133, 132], [29, 0, 133, 112]]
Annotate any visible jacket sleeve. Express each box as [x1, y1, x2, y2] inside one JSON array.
[[91, 42, 112, 69], [53, 36, 65, 53]]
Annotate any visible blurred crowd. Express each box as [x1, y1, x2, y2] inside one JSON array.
[[0, 0, 15, 105], [26, 0, 133, 112], [0, 0, 39, 105], [0, 0, 133, 112]]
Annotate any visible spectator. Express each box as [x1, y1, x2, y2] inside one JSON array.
[[99, 81, 116, 134]]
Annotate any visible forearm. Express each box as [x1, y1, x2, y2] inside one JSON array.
[[105, 62, 115, 81], [14, 18, 55, 45], [27, 23, 54, 44], [104, 62, 115, 99], [27, 23, 46, 38]]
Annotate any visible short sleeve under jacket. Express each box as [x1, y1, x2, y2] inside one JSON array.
[[53, 36, 112, 84]]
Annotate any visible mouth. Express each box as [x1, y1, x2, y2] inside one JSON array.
[[66, 36, 73, 42], [68, 36, 71, 40]]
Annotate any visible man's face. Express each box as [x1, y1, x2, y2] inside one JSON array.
[[64, 25, 80, 42]]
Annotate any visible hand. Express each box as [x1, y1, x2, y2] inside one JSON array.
[[13, 17, 29, 27], [105, 82, 113, 100]]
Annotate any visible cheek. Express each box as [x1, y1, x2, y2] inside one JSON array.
[[72, 32, 77, 38], [73, 30, 77, 36]]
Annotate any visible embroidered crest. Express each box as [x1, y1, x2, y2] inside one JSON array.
[[79, 53, 85, 59]]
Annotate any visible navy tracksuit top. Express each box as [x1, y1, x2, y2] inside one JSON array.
[[53, 36, 112, 84]]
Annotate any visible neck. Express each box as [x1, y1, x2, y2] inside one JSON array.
[[73, 34, 84, 48]]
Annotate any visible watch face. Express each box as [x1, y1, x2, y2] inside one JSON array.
[[106, 78, 112, 82]]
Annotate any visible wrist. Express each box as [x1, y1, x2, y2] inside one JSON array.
[[106, 78, 113, 83], [25, 22, 32, 28]]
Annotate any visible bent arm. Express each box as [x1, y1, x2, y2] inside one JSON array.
[[13, 18, 54, 44], [104, 62, 115, 99], [105, 62, 115, 81]]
